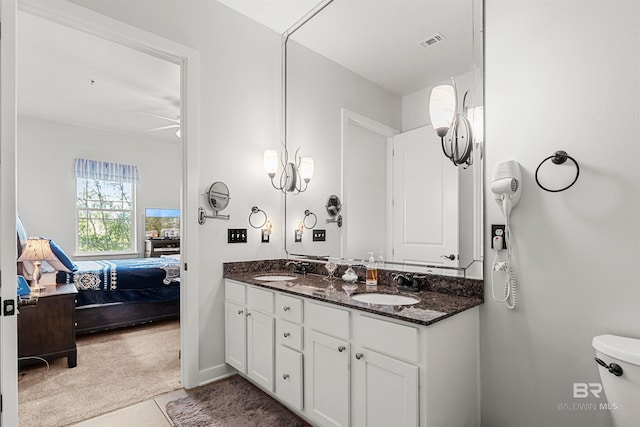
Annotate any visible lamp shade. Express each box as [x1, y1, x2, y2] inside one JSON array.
[[17, 238, 55, 262], [264, 149, 279, 176], [299, 157, 315, 182], [429, 84, 456, 137]]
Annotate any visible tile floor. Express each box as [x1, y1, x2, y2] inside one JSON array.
[[70, 388, 188, 427]]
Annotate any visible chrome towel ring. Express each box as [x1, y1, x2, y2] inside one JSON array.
[[248, 206, 268, 229]]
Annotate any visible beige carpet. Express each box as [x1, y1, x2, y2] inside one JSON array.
[[18, 320, 181, 427], [166, 375, 309, 427]]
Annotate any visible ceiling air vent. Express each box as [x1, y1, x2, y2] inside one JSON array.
[[419, 32, 446, 49]]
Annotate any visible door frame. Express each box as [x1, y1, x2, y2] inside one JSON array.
[[340, 108, 398, 260], [2, 1, 201, 422], [0, 0, 19, 424]]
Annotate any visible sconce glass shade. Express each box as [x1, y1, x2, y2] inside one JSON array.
[[467, 106, 484, 143], [429, 84, 456, 137], [264, 149, 279, 177], [299, 157, 314, 182]]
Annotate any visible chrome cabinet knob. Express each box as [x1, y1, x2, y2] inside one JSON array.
[[246, 312, 251, 317], [355, 352, 364, 360], [441, 254, 456, 260], [283, 306, 291, 312], [338, 345, 346, 352], [237, 310, 243, 315], [282, 373, 290, 380], [283, 332, 291, 338]]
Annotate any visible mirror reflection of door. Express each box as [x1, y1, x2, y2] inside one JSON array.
[[392, 125, 459, 267], [341, 110, 397, 260]]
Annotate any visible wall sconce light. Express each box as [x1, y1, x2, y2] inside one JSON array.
[[429, 78, 473, 167], [295, 222, 304, 242], [264, 147, 314, 194]]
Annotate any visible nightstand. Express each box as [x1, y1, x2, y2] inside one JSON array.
[[18, 283, 78, 368]]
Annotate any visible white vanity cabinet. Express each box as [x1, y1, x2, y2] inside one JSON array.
[[351, 315, 420, 427], [305, 301, 351, 427], [224, 281, 275, 392], [274, 293, 304, 410], [224, 301, 247, 372], [224, 279, 480, 427]]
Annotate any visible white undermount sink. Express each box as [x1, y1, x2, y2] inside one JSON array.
[[254, 275, 297, 282], [351, 293, 420, 306]]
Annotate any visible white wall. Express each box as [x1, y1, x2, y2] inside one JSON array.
[[17, 115, 180, 257], [285, 40, 401, 258], [71, 0, 285, 382], [482, 1, 640, 426], [63, 4, 640, 425]]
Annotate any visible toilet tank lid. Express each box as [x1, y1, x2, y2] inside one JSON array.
[[593, 334, 640, 365]]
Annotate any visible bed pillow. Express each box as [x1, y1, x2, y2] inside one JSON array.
[[42, 238, 78, 273]]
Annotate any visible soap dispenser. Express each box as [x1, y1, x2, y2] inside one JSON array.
[[366, 251, 378, 287]]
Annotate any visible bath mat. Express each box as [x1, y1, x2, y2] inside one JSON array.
[[165, 375, 309, 427]]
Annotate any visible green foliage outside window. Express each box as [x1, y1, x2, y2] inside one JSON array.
[[77, 178, 134, 253]]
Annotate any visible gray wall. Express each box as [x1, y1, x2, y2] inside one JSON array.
[[482, 1, 640, 426]]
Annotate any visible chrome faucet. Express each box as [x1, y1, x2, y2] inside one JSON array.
[[285, 261, 309, 275], [392, 273, 428, 292]]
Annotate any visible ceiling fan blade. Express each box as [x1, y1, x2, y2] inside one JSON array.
[[148, 124, 180, 131], [140, 111, 180, 124]]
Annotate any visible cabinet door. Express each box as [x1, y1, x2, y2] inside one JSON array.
[[224, 302, 247, 373], [247, 310, 275, 391], [307, 330, 350, 427], [352, 349, 418, 427], [276, 345, 303, 411]]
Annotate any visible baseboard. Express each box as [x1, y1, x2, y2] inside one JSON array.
[[197, 363, 236, 387]]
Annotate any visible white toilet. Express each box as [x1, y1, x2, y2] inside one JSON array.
[[592, 334, 640, 427]]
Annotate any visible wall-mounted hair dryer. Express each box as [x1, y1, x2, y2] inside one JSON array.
[[490, 160, 522, 310], [491, 160, 522, 217]]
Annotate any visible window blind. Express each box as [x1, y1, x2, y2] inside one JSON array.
[[74, 158, 140, 184]]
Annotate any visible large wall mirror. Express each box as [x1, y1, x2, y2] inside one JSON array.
[[284, 0, 484, 279]]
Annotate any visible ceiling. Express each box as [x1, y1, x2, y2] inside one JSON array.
[[217, 0, 473, 96], [17, 0, 472, 139], [17, 11, 181, 141]]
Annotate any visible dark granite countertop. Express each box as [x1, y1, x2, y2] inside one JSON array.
[[224, 270, 483, 327]]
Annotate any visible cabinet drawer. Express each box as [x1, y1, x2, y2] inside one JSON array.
[[277, 319, 303, 351], [225, 280, 246, 304], [355, 315, 419, 363], [275, 293, 303, 324], [276, 345, 303, 411], [306, 302, 349, 341], [247, 286, 274, 314]]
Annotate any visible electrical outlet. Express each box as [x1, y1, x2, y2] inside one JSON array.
[[491, 224, 506, 249], [227, 228, 247, 243], [312, 229, 326, 242], [261, 229, 270, 243]]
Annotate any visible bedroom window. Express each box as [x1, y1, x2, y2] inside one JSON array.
[[75, 159, 139, 254]]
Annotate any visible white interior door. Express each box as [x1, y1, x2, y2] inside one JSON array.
[[392, 125, 459, 267], [341, 109, 398, 261], [0, 0, 19, 425]]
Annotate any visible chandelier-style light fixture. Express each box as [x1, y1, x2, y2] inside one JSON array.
[[264, 147, 314, 194]]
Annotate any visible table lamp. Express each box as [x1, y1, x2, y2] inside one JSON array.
[[17, 238, 55, 293]]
